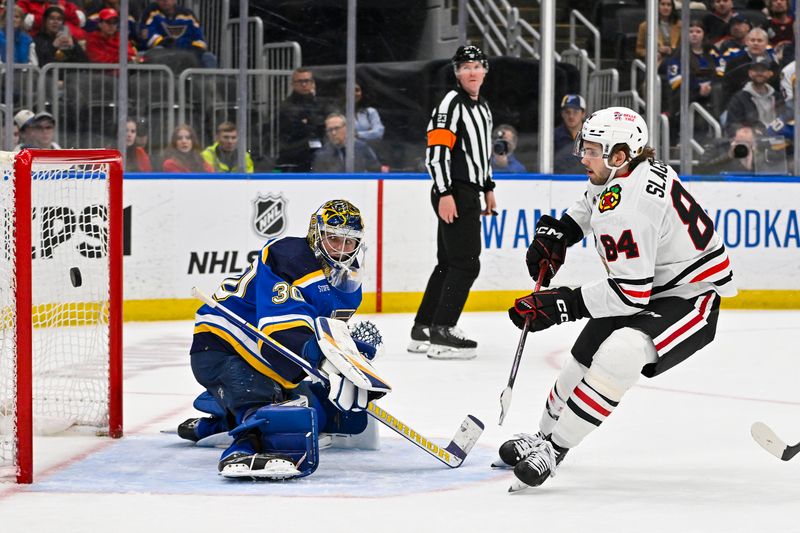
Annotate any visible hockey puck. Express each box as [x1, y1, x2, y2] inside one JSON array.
[[69, 267, 82, 288]]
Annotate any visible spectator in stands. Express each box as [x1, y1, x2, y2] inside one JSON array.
[[2, 121, 19, 149], [139, 0, 217, 68], [716, 14, 752, 55], [19, 0, 86, 41], [697, 122, 761, 173], [703, 0, 737, 44], [491, 124, 526, 173], [311, 113, 381, 173], [0, 5, 37, 65], [276, 68, 330, 172], [666, 20, 718, 115], [636, 0, 681, 67], [14, 110, 60, 149], [764, 0, 794, 46], [201, 121, 254, 173], [724, 61, 784, 134], [162, 124, 212, 173], [14, 109, 35, 148], [86, 8, 136, 63], [33, 5, 88, 67], [352, 82, 385, 143], [553, 94, 587, 174], [717, 27, 779, 107], [84, 0, 141, 36], [781, 59, 795, 102], [125, 117, 152, 172]]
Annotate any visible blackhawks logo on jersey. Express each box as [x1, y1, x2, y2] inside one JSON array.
[[598, 184, 621, 212]]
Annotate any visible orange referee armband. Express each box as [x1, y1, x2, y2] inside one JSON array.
[[427, 128, 456, 149]]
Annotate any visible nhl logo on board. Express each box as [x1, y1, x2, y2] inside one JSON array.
[[252, 193, 287, 238]]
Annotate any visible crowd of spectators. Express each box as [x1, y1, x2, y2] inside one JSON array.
[[0, 1, 795, 175], [631, 0, 798, 170]]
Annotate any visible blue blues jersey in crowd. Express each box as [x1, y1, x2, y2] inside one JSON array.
[[191, 237, 362, 389], [140, 3, 208, 50]]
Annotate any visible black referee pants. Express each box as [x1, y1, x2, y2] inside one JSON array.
[[414, 181, 482, 327]]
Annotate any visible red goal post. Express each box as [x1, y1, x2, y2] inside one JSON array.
[[0, 149, 123, 484]]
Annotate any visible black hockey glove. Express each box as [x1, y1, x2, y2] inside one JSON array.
[[508, 287, 587, 332], [526, 215, 582, 287]]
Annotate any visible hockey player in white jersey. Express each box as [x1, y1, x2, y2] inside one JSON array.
[[498, 107, 736, 491]]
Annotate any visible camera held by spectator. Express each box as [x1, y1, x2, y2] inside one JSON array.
[[493, 131, 509, 156], [491, 124, 526, 173]]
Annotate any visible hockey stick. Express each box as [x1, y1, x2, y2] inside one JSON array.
[[750, 422, 800, 461], [499, 269, 546, 425], [191, 287, 484, 468]]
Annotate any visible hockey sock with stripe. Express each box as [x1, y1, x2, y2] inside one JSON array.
[[538, 356, 588, 436], [551, 378, 620, 449]]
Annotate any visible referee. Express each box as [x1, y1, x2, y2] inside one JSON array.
[[408, 45, 497, 360]]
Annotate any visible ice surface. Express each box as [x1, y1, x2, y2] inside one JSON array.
[[0, 310, 798, 532]]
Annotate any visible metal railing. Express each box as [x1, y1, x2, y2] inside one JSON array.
[[660, 114, 671, 164], [466, 0, 515, 56], [37, 63, 175, 151], [261, 42, 303, 71], [613, 90, 641, 112], [0, 65, 39, 112], [560, 48, 589, 98], [177, 68, 294, 161], [184, 0, 230, 61], [688, 102, 723, 155], [466, 0, 555, 59], [569, 10, 600, 73], [222, 17, 265, 69], [587, 68, 619, 112]]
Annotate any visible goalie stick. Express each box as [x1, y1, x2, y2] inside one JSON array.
[[499, 269, 546, 425], [192, 287, 484, 468], [750, 422, 800, 461]]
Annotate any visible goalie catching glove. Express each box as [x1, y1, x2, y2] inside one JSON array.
[[526, 215, 581, 287], [508, 287, 588, 332], [304, 317, 391, 412]]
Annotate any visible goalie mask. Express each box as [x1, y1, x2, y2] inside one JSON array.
[[308, 199, 365, 293]]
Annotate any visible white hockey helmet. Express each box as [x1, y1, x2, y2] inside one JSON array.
[[575, 106, 649, 162]]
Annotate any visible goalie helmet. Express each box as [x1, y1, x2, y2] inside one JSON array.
[[452, 45, 488, 71], [308, 199, 365, 292]]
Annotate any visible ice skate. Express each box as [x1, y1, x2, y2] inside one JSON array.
[[508, 438, 568, 493], [177, 416, 229, 443], [492, 432, 546, 468], [426, 326, 477, 360], [218, 451, 301, 480], [407, 323, 430, 353]]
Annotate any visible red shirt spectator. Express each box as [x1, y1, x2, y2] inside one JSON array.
[[19, 0, 86, 40], [85, 8, 135, 63]]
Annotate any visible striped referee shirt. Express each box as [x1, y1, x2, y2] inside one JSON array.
[[425, 87, 495, 195]]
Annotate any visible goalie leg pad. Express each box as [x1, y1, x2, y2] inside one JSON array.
[[192, 390, 227, 418], [229, 404, 320, 478]]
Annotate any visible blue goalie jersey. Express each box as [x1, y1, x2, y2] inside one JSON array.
[[191, 237, 362, 389]]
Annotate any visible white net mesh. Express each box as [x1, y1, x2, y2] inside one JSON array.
[[0, 153, 114, 481]]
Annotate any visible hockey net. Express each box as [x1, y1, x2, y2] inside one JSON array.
[[0, 150, 123, 483]]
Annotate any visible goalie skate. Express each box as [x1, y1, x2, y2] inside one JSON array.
[[218, 452, 301, 480]]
